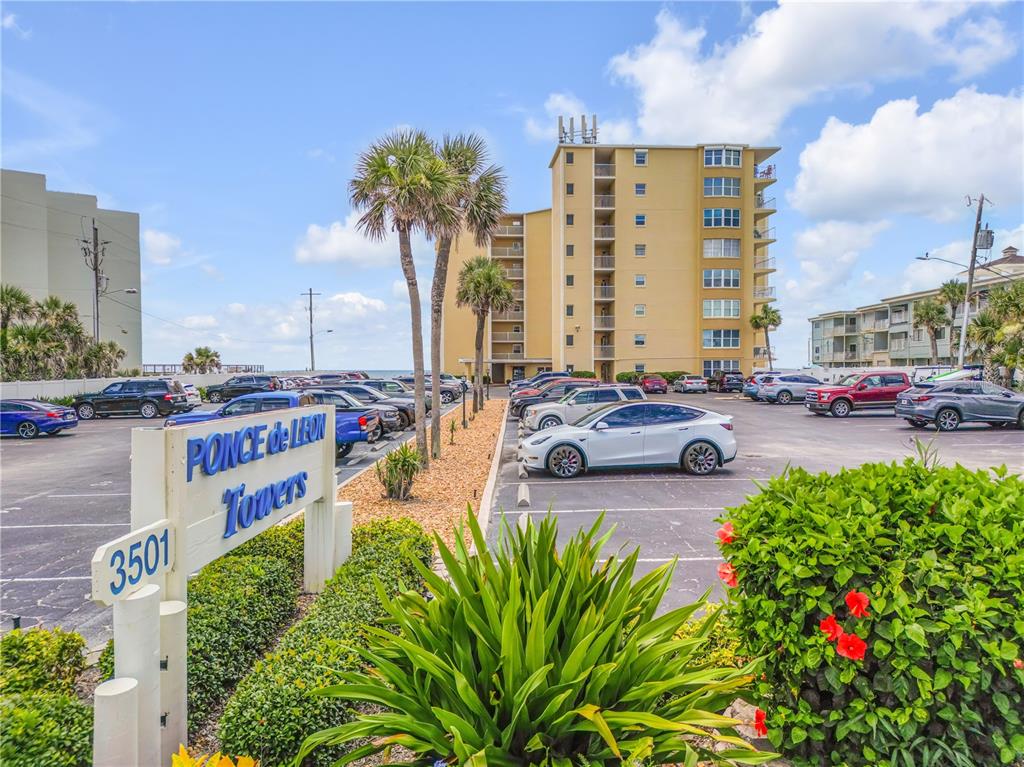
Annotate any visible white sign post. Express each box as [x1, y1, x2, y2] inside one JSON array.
[[91, 405, 350, 766]]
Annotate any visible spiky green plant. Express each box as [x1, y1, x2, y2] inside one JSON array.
[[374, 443, 421, 500], [295, 511, 775, 766]]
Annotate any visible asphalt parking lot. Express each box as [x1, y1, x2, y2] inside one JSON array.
[[0, 402, 456, 647], [488, 392, 1024, 611]]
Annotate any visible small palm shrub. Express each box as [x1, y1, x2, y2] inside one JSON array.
[[296, 511, 775, 766], [374, 442, 420, 500]]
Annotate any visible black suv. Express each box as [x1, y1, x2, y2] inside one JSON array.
[[74, 379, 189, 420], [205, 375, 281, 403], [708, 371, 745, 392]]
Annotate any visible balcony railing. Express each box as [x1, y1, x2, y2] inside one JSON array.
[[755, 196, 776, 210], [594, 315, 615, 329], [510, 290, 524, 300], [503, 267, 524, 279], [753, 227, 776, 241], [594, 256, 615, 270], [594, 225, 615, 239], [492, 332, 523, 342], [492, 311, 524, 321], [492, 246, 524, 258], [491, 352, 525, 361], [594, 286, 615, 300], [754, 256, 776, 270], [594, 345, 615, 358], [754, 164, 776, 180], [595, 164, 615, 177], [594, 194, 615, 208], [753, 346, 768, 358], [845, 351, 859, 360], [753, 286, 776, 299], [494, 225, 524, 236]]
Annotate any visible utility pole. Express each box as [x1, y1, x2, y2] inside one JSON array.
[[302, 288, 322, 371], [957, 194, 986, 368], [81, 218, 110, 343]]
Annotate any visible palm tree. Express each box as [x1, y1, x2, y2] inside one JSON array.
[[967, 308, 1001, 376], [350, 129, 460, 463], [83, 340, 125, 378], [748, 305, 782, 370], [34, 296, 89, 376], [7, 323, 60, 380], [183, 346, 221, 374], [987, 281, 1024, 387], [428, 134, 508, 458], [937, 279, 966, 352], [455, 256, 515, 411], [912, 298, 947, 365], [1, 284, 36, 354]]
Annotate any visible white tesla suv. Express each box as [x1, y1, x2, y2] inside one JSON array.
[[518, 401, 736, 478]]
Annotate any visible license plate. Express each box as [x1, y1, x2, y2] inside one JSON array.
[[64, 412, 75, 420], [899, 399, 910, 405]]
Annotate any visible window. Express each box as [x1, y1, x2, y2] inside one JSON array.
[[862, 375, 883, 388], [635, 244, 647, 257], [103, 383, 124, 394], [634, 183, 646, 196], [936, 327, 945, 340], [260, 398, 292, 412], [634, 333, 646, 347], [646, 404, 698, 424], [635, 214, 647, 227], [565, 151, 574, 164], [979, 382, 1008, 395], [883, 374, 906, 386], [566, 274, 574, 287], [623, 388, 644, 401], [566, 304, 574, 317], [634, 149, 648, 166], [123, 382, 143, 393], [703, 299, 741, 318], [912, 328, 923, 342], [565, 182, 574, 195], [565, 364, 574, 373], [702, 268, 741, 288], [703, 146, 742, 167], [634, 363, 646, 374], [565, 334, 574, 347], [703, 208, 741, 227], [703, 238, 741, 258], [566, 214, 574, 226], [573, 390, 596, 404], [595, 389, 621, 403], [702, 359, 741, 377], [703, 177, 741, 197], [223, 399, 259, 416], [635, 274, 646, 288], [566, 244, 574, 257], [634, 303, 646, 317], [602, 404, 646, 427], [702, 329, 741, 348]]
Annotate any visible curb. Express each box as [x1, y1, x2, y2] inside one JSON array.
[[474, 399, 509, 546]]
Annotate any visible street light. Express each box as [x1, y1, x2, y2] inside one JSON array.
[[915, 254, 1014, 279], [309, 329, 333, 372]]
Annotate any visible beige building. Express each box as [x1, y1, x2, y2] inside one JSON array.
[[1, 169, 143, 368], [442, 139, 779, 382], [809, 246, 1024, 368]]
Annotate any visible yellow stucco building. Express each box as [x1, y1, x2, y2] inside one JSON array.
[[442, 141, 779, 382]]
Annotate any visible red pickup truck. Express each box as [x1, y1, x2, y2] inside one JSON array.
[[804, 371, 912, 418]]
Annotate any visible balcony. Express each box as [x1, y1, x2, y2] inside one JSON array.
[[594, 255, 615, 270], [492, 310, 524, 321], [510, 289, 524, 301], [594, 315, 615, 329], [754, 256, 776, 271], [594, 225, 615, 239], [502, 267, 524, 280], [754, 164, 777, 181], [491, 352, 525, 361], [595, 164, 615, 177], [753, 227, 776, 243], [494, 225, 524, 237], [845, 350, 860, 360], [492, 331, 523, 342], [594, 345, 615, 359], [594, 194, 615, 209], [753, 286, 776, 300], [755, 195, 776, 212], [594, 285, 615, 300], [753, 346, 769, 358], [492, 246, 524, 258]]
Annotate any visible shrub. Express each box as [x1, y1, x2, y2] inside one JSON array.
[[227, 516, 305, 581], [218, 518, 432, 767], [615, 371, 639, 383], [571, 370, 597, 378], [656, 370, 690, 384], [0, 692, 93, 767], [297, 511, 773, 767], [0, 627, 85, 695], [374, 442, 420, 500], [676, 603, 748, 669], [720, 459, 1024, 766], [34, 394, 77, 406]]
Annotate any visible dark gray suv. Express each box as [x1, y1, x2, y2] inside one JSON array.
[[895, 380, 1024, 431]]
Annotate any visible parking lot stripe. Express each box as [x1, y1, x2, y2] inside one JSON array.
[[521, 477, 758, 486], [47, 493, 130, 498], [635, 556, 722, 563], [3, 523, 130, 529], [0, 576, 91, 583], [527, 507, 721, 514]]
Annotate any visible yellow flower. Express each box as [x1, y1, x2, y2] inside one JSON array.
[[169, 747, 258, 767]]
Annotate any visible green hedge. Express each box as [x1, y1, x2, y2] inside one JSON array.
[[227, 516, 305, 581], [0, 692, 93, 767], [218, 518, 432, 767], [613, 370, 690, 384], [721, 459, 1024, 766], [0, 627, 85, 695], [570, 370, 597, 378]]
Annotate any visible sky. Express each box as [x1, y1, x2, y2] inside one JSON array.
[[3, 1, 1022, 370]]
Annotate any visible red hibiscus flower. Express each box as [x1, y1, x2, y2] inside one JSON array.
[[717, 562, 738, 588], [836, 632, 867, 661], [819, 614, 844, 642], [716, 522, 735, 544], [845, 590, 871, 618], [754, 707, 768, 737], [1014, 659, 1023, 670]]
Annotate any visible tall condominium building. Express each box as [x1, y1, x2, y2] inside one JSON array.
[[809, 246, 1023, 368], [1, 169, 143, 368], [442, 139, 779, 382]]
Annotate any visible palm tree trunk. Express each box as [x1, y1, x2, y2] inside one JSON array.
[[429, 237, 453, 459], [930, 333, 938, 366], [764, 328, 773, 370], [473, 312, 485, 413], [398, 225, 429, 465]]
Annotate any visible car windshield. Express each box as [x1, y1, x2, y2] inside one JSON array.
[[573, 404, 622, 427], [837, 374, 861, 385]]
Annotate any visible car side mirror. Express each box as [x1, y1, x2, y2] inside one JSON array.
[[1002, 391, 1013, 397], [594, 421, 609, 431], [857, 383, 867, 390]]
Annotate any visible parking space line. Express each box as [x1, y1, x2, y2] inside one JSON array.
[[519, 477, 758, 486], [634, 556, 722, 563], [0, 576, 91, 583], [3, 523, 130, 529], [47, 493, 130, 498], [527, 507, 721, 514], [12, 490, 50, 504]]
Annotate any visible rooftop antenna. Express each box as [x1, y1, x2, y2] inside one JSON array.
[[591, 114, 598, 143], [569, 116, 575, 143], [558, 116, 566, 143]]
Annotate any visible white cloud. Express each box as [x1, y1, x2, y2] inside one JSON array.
[[790, 88, 1024, 223], [784, 220, 891, 302], [180, 314, 218, 329], [3, 13, 31, 39], [391, 279, 409, 299], [199, 263, 222, 280], [524, 92, 633, 144], [226, 303, 247, 315], [294, 210, 433, 268], [142, 229, 184, 265], [306, 147, 336, 163]]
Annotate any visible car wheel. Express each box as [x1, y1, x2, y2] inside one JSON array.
[[538, 415, 562, 430], [336, 442, 353, 459], [547, 444, 583, 478], [907, 419, 928, 429], [140, 402, 159, 419], [1018, 409, 1024, 429], [776, 391, 793, 405], [16, 421, 39, 439], [829, 399, 851, 418], [208, 391, 222, 403], [683, 441, 720, 475], [935, 408, 960, 432], [371, 423, 384, 441], [398, 411, 411, 429], [441, 391, 454, 404], [76, 403, 96, 420]]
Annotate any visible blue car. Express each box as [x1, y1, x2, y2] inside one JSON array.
[[0, 399, 78, 439], [164, 390, 380, 458]]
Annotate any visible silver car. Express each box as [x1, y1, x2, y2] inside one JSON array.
[[522, 386, 645, 431], [895, 380, 1024, 431], [757, 374, 822, 404], [672, 375, 709, 393]]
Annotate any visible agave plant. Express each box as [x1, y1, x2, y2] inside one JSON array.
[[296, 511, 774, 766], [374, 442, 422, 500]]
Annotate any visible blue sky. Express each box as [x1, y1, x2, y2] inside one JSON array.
[[3, 1, 1022, 370]]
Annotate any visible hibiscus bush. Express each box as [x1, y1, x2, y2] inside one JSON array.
[[719, 458, 1024, 766]]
